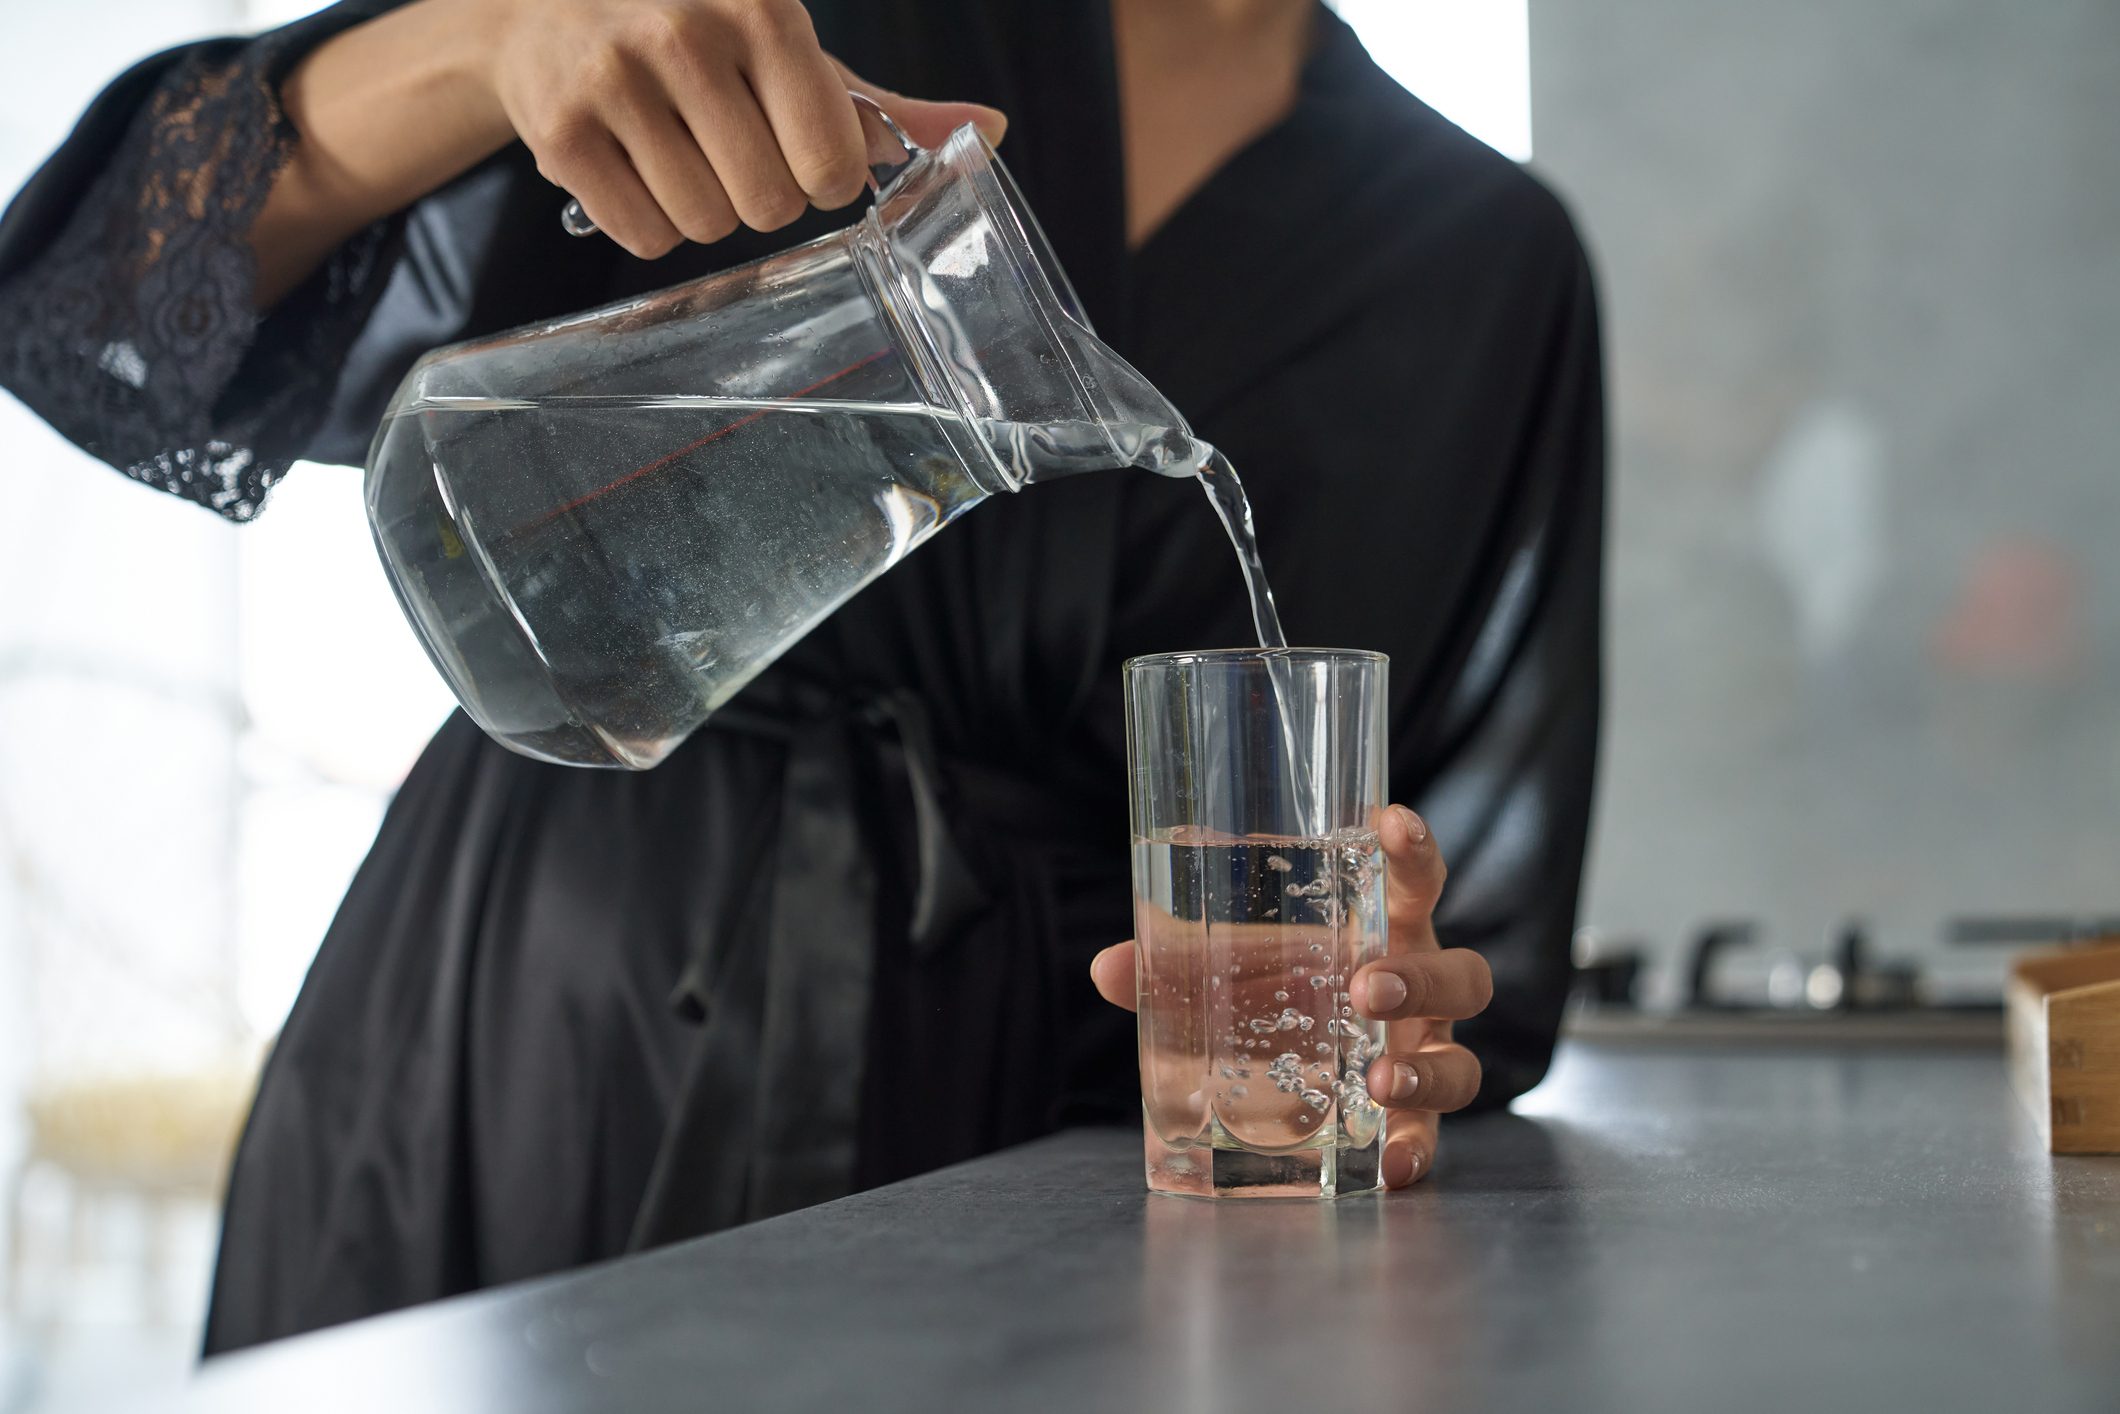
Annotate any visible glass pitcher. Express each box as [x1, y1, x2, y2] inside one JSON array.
[[365, 97, 1192, 769]]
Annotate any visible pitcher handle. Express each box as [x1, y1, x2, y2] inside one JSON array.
[[560, 89, 920, 238]]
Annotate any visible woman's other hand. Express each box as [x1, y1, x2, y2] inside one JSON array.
[[1090, 805, 1491, 1189], [486, 0, 1007, 258]]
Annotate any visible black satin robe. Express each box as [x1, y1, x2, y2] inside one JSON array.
[[0, 0, 1603, 1355]]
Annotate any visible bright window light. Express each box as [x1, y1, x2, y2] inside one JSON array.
[[1329, 0, 1533, 161]]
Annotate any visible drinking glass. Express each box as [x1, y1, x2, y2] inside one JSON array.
[[1125, 648, 1389, 1198]]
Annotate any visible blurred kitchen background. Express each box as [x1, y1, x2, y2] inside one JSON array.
[[1547, 0, 2120, 1013], [0, 0, 2114, 1409]]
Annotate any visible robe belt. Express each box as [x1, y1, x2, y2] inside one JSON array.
[[630, 684, 1113, 1245]]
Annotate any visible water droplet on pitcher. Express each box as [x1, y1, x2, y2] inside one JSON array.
[[1230, 1084, 1248, 1099]]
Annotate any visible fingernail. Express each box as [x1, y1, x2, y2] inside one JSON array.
[[1382, 1145, 1415, 1188], [1389, 1061, 1419, 1103], [1360, 970, 1406, 1015], [1395, 805, 1427, 843]]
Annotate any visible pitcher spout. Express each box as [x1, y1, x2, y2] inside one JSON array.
[[860, 124, 1194, 491]]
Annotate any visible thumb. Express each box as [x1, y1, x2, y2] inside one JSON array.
[[833, 59, 1009, 154], [1090, 941, 1138, 1012]]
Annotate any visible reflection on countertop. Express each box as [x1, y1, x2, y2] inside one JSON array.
[[1563, 1006, 2004, 1047]]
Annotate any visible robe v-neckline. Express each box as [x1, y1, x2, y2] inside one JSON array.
[[1126, 8, 1442, 421]]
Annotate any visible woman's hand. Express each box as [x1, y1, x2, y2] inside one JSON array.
[[256, 0, 1007, 304], [1091, 805, 1491, 1189], [485, 0, 1007, 258]]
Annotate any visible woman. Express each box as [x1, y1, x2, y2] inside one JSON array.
[[0, 0, 1601, 1352]]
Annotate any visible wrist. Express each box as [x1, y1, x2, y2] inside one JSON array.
[[405, 0, 517, 154], [434, 0, 517, 131], [281, 0, 516, 207]]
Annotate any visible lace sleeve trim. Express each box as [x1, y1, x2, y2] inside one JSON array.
[[0, 32, 397, 521]]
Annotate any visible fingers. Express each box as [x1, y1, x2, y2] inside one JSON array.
[[1352, 947, 1493, 1023], [1090, 941, 1138, 1012], [540, 123, 685, 258], [1383, 1109, 1438, 1189], [1371, 1016, 1470, 1189], [615, 105, 741, 244], [744, 27, 869, 207], [674, 77, 811, 232], [1366, 1041, 1482, 1115], [500, 0, 1011, 258], [1382, 805, 1445, 934]]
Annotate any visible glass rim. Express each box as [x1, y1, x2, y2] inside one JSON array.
[[1123, 647, 1389, 672], [949, 129, 1090, 329]]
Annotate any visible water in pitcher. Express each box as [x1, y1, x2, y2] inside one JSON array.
[[370, 392, 1286, 767], [1135, 829, 1387, 1158]]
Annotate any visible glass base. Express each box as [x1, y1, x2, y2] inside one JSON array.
[[1144, 1124, 1382, 1199]]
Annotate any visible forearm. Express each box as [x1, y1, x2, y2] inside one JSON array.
[[253, 0, 513, 307]]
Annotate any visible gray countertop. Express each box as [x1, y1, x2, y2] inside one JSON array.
[[176, 1041, 2120, 1413]]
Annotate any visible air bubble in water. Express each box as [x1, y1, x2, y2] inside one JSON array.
[[1308, 975, 1328, 989], [1274, 990, 1289, 1003], [1230, 1084, 1248, 1098], [1297, 1015, 1315, 1032], [1265, 855, 1293, 872]]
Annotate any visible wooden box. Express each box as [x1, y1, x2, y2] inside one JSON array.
[[2006, 941, 2120, 1153]]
